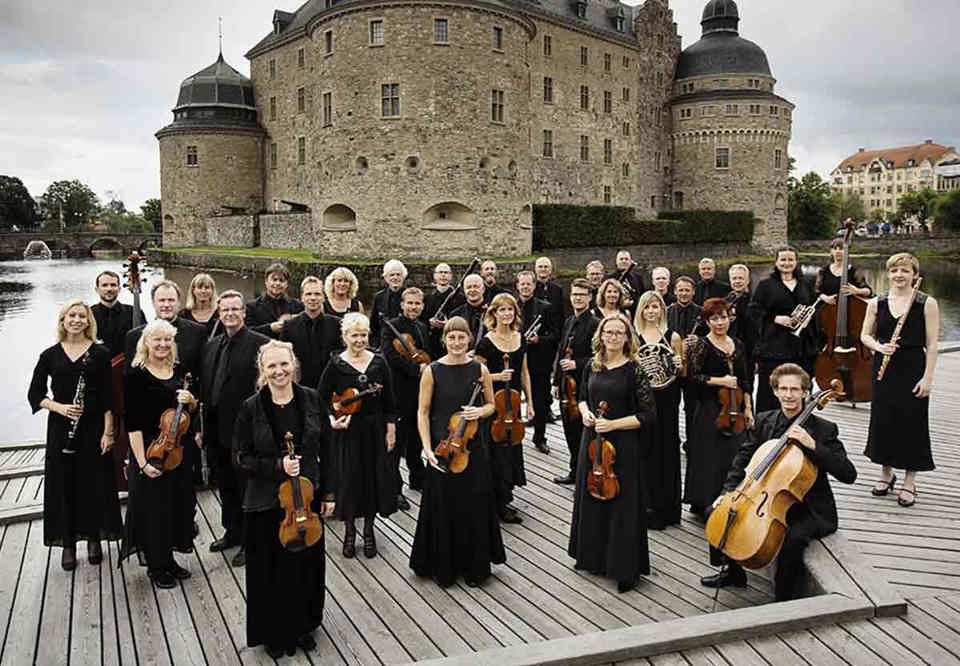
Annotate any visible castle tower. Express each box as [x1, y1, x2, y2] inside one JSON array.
[[156, 53, 265, 246], [670, 0, 793, 247]]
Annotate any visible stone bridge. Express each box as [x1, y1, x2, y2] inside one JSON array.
[[0, 232, 162, 260]]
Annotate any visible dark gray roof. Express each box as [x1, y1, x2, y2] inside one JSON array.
[[670, 88, 793, 108], [174, 53, 257, 111], [676, 0, 770, 79]]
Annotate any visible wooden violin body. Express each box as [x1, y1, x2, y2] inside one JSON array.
[[392, 334, 431, 364], [435, 382, 482, 474], [277, 433, 323, 551], [586, 402, 619, 501], [331, 383, 383, 418], [491, 353, 524, 446], [561, 348, 580, 422], [715, 357, 746, 435], [146, 374, 191, 472]]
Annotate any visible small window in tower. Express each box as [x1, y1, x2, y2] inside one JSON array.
[[622, 163, 630, 178], [297, 137, 306, 165], [493, 26, 503, 51], [622, 121, 630, 136], [604, 53, 611, 72], [369, 19, 384, 45], [322, 91, 333, 126], [491, 89, 505, 123], [270, 142, 278, 169], [434, 18, 449, 44], [297, 87, 306, 113], [615, 16, 624, 32], [381, 83, 401, 117], [724, 103, 739, 115], [543, 34, 552, 57], [580, 46, 588, 67], [579, 135, 589, 162], [576, 2, 586, 19], [543, 77, 553, 104], [656, 71, 663, 86], [542, 129, 553, 158], [657, 34, 663, 49], [603, 139, 612, 164], [269, 96, 277, 121], [654, 151, 661, 170], [622, 87, 630, 102], [716, 147, 730, 169], [603, 91, 612, 114], [650, 195, 657, 209], [580, 85, 589, 110], [770, 105, 779, 115], [324, 30, 333, 55], [186, 145, 198, 167], [603, 185, 612, 204], [269, 59, 277, 79], [775, 149, 783, 170], [297, 48, 305, 68]]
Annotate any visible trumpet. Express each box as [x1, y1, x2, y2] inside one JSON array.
[[524, 314, 543, 341], [788, 303, 819, 337]]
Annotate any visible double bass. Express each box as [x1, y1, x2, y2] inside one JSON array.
[[705, 380, 845, 569], [434, 381, 483, 474], [145, 374, 192, 471], [490, 352, 524, 446], [277, 432, 323, 551], [586, 402, 619, 501], [814, 221, 873, 403]]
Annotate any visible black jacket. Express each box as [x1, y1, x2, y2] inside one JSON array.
[[233, 385, 334, 511], [124, 316, 206, 377], [381, 315, 429, 414], [92, 302, 133, 358], [534, 279, 566, 326], [421, 286, 465, 357], [694, 278, 730, 306], [279, 312, 343, 388], [200, 326, 271, 448], [369, 287, 403, 349], [518, 295, 557, 370], [667, 301, 703, 338], [552, 311, 599, 387], [727, 290, 758, 359], [749, 274, 818, 360], [482, 283, 507, 304], [605, 267, 646, 303], [451, 301, 488, 348], [723, 410, 857, 535], [245, 293, 304, 333]]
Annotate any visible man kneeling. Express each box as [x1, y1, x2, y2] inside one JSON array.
[[702, 363, 857, 601]]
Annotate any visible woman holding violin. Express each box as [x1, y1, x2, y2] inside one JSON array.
[[29, 299, 122, 571], [568, 313, 656, 593], [317, 312, 397, 557], [120, 319, 197, 588], [234, 340, 335, 658], [410, 317, 504, 587], [474, 293, 534, 525], [683, 298, 754, 517]]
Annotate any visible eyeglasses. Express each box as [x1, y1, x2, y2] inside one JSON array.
[[602, 330, 627, 338]]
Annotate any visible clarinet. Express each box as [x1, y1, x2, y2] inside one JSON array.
[[64, 352, 90, 454]]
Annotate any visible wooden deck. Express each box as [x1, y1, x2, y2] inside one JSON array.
[[0, 353, 958, 664]]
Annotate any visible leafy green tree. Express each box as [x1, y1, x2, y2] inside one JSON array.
[[101, 209, 153, 233], [868, 209, 886, 226], [103, 191, 127, 215], [788, 171, 837, 239], [39, 180, 100, 229], [0, 175, 37, 230], [832, 191, 866, 223], [934, 189, 960, 233], [141, 198, 162, 232], [897, 188, 940, 223]]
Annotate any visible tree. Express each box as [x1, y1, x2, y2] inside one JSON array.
[[0, 175, 37, 230], [832, 191, 866, 224], [39, 180, 100, 229], [934, 189, 960, 233], [103, 190, 127, 215], [897, 187, 939, 223], [788, 171, 837, 239], [141, 198, 162, 232], [100, 209, 153, 233]]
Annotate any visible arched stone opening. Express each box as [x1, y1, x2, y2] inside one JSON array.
[[90, 237, 123, 253], [322, 204, 358, 230], [421, 201, 478, 230]]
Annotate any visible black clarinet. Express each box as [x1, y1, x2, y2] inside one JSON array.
[[63, 352, 90, 454]]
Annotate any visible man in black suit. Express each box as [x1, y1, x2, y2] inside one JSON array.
[[381, 287, 430, 505], [534, 256, 565, 325], [694, 257, 730, 305], [516, 270, 556, 454], [726, 264, 757, 372], [277, 276, 341, 388], [451, 274, 487, 347], [124, 280, 206, 378], [91, 270, 133, 358], [245, 262, 304, 334], [422, 263, 464, 358], [701, 363, 857, 601], [200, 290, 270, 567], [552, 279, 600, 484], [667, 276, 703, 449], [480, 259, 506, 303], [605, 250, 646, 314], [369, 259, 407, 348]]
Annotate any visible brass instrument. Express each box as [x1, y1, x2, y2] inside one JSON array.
[[618, 262, 638, 304], [64, 351, 90, 453], [724, 290, 743, 323], [636, 341, 680, 389], [877, 277, 923, 381], [524, 314, 543, 341], [789, 303, 820, 337]]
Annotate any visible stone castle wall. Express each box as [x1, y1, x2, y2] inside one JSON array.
[[260, 212, 313, 249], [206, 214, 257, 247]]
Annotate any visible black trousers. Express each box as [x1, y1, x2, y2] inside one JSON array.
[[560, 409, 585, 473], [397, 411, 425, 491], [213, 445, 246, 540], [756, 358, 814, 413], [529, 361, 552, 445], [680, 378, 697, 446]]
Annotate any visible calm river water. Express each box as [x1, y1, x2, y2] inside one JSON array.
[[4, 255, 959, 442]]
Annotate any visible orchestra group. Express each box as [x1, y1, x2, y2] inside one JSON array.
[[28, 235, 940, 658]]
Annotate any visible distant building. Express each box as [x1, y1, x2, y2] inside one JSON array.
[[830, 140, 960, 215]]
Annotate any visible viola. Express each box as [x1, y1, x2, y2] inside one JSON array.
[[382, 315, 431, 365], [331, 383, 383, 418], [435, 381, 483, 474], [706, 380, 845, 569], [561, 348, 580, 421], [277, 432, 323, 551], [491, 352, 524, 446], [586, 402, 619, 501], [145, 373, 192, 472], [715, 355, 747, 435]]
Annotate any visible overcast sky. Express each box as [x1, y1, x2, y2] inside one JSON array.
[[1, 0, 958, 209]]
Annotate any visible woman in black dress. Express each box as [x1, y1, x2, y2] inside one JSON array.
[[683, 298, 754, 524], [28, 299, 122, 570], [323, 266, 365, 319], [593, 278, 630, 321], [861, 253, 939, 507], [121, 319, 198, 588], [181, 272, 220, 338], [474, 293, 534, 525], [569, 313, 656, 592], [815, 237, 873, 303], [235, 340, 335, 658], [410, 316, 504, 586], [318, 312, 396, 557], [633, 291, 683, 529], [749, 247, 817, 412]]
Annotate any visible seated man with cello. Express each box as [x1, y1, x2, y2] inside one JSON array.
[[701, 363, 857, 601]]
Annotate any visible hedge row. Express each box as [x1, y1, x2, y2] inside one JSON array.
[[532, 204, 755, 249]]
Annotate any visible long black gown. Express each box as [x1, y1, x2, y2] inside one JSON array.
[[410, 361, 505, 586], [644, 330, 682, 529], [120, 366, 196, 573], [568, 361, 656, 588], [683, 337, 753, 513], [865, 294, 934, 471], [475, 336, 527, 510], [29, 343, 122, 547], [317, 353, 398, 519]]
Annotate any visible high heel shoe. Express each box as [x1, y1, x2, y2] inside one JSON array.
[[342, 522, 357, 558], [897, 487, 917, 507], [871, 474, 897, 496]]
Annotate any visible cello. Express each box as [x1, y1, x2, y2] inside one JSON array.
[[814, 220, 873, 403], [277, 432, 323, 551], [586, 402, 619, 501], [434, 380, 483, 474], [145, 374, 192, 471], [715, 355, 747, 435], [490, 352, 524, 446], [705, 379, 845, 569]]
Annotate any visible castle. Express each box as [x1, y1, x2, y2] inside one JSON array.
[[157, 0, 793, 258]]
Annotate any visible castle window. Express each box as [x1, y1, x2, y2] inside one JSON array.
[[650, 195, 657, 209], [491, 89, 505, 123], [749, 104, 761, 115], [269, 59, 276, 79], [622, 87, 630, 102], [603, 138, 612, 164], [269, 96, 277, 121], [655, 107, 661, 126], [270, 142, 278, 170], [369, 19, 384, 45], [542, 129, 553, 158], [775, 149, 783, 170], [603, 91, 612, 114], [615, 16, 624, 31], [622, 163, 630, 177], [580, 46, 588, 67], [580, 85, 589, 110], [324, 30, 333, 55], [603, 185, 612, 204], [657, 34, 664, 49], [769, 105, 778, 115], [493, 26, 503, 51], [656, 71, 663, 86], [724, 103, 739, 115], [297, 48, 305, 68], [622, 121, 630, 136], [297, 87, 306, 113], [185, 145, 198, 167], [434, 18, 449, 44], [543, 77, 553, 104], [654, 151, 661, 170], [381, 83, 400, 117], [543, 35, 552, 56], [674, 191, 684, 209], [604, 53, 611, 72], [575, 1, 586, 19], [623, 56, 630, 68], [716, 147, 730, 169], [322, 91, 333, 126], [297, 137, 306, 165], [579, 135, 589, 162]]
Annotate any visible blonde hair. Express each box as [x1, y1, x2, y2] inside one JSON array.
[[300, 275, 324, 293], [324, 266, 359, 300], [255, 339, 301, 388], [340, 311, 370, 339], [131, 319, 178, 369], [595, 278, 628, 310], [185, 273, 217, 311], [56, 299, 98, 342], [484, 292, 522, 332], [886, 252, 919, 275], [441, 316, 472, 349], [591, 313, 641, 371], [633, 291, 668, 335]]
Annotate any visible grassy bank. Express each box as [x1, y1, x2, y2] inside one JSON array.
[[158, 246, 537, 266]]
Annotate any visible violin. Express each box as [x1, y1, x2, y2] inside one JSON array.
[[331, 383, 383, 418], [145, 373, 192, 472], [586, 402, 619, 501], [277, 432, 323, 552], [715, 355, 747, 435], [435, 381, 483, 474], [561, 348, 580, 421], [706, 380, 845, 569], [490, 352, 524, 446], [382, 315, 431, 365]]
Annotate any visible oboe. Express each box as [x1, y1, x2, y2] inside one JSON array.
[[64, 352, 90, 454]]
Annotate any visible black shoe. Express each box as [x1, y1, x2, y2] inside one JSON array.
[[231, 547, 246, 568], [534, 441, 550, 454], [897, 487, 917, 507], [545, 412, 558, 424], [169, 562, 191, 580], [617, 580, 637, 593], [88, 541, 103, 565], [363, 529, 378, 558], [700, 568, 747, 589], [553, 473, 575, 485], [209, 534, 240, 552], [298, 633, 317, 651], [499, 509, 522, 524], [397, 494, 411, 511], [872, 474, 897, 496], [150, 571, 177, 589], [265, 645, 284, 659], [464, 577, 480, 588], [285, 646, 297, 657], [61, 546, 77, 572]]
